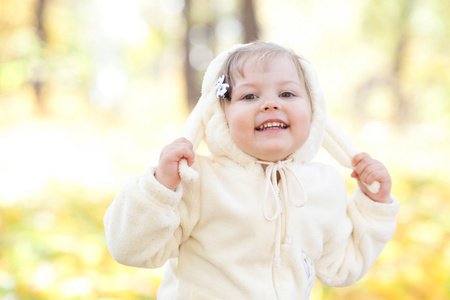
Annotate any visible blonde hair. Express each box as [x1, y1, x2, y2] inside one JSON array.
[[216, 41, 311, 104]]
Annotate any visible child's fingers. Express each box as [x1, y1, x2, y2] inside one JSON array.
[[352, 153, 372, 178], [352, 152, 370, 167], [352, 153, 385, 185], [156, 138, 195, 190], [176, 146, 195, 167], [175, 138, 195, 166], [359, 163, 384, 184], [161, 138, 195, 166], [362, 169, 384, 187], [352, 153, 392, 203]]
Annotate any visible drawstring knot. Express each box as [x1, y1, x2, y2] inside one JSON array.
[[256, 159, 307, 267]]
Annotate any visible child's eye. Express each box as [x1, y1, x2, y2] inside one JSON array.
[[280, 92, 295, 98], [242, 94, 258, 100]]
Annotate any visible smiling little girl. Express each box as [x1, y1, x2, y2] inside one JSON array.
[[104, 41, 399, 299]]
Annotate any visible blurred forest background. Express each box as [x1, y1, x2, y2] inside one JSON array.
[[0, 0, 449, 299]]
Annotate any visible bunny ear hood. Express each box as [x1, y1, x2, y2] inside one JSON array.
[[180, 42, 344, 172], [180, 44, 243, 155], [178, 41, 380, 191]]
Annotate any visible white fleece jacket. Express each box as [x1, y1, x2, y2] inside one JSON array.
[[104, 155, 398, 299], [104, 42, 399, 299]]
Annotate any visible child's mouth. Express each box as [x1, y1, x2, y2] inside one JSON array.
[[256, 122, 288, 131]]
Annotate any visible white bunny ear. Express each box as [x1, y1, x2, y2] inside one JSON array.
[[178, 158, 198, 182], [180, 101, 205, 153], [323, 117, 380, 194], [178, 103, 203, 182], [177, 44, 245, 183], [322, 117, 358, 169]]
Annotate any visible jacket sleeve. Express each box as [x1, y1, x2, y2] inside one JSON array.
[[315, 186, 399, 287], [103, 165, 201, 269]]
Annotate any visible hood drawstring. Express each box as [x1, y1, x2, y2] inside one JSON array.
[[256, 160, 307, 267]]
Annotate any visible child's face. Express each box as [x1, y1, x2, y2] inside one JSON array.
[[224, 54, 311, 162]]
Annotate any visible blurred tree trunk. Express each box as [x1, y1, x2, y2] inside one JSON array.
[[242, 0, 259, 42], [36, 0, 47, 42], [354, 0, 414, 125], [33, 0, 48, 113], [183, 0, 199, 110], [391, 0, 414, 125], [183, 0, 259, 109]]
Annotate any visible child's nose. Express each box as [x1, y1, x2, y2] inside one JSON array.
[[262, 98, 280, 111]]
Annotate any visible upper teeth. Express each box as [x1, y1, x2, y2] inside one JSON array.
[[258, 122, 287, 130]]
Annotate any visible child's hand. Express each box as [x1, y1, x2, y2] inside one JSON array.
[[351, 152, 392, 203], [155, 138, 195, 191]]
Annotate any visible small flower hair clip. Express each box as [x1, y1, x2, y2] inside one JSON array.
[[215, 75, 229, 99]]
